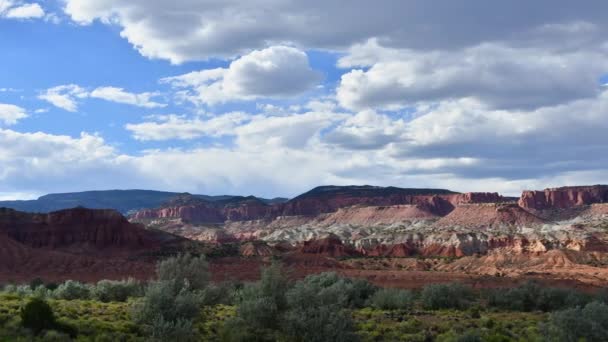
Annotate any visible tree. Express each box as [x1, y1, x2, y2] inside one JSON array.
[[20, 297, 56, 334]]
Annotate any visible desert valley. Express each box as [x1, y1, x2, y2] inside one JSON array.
[[1, 184, 608, 289]]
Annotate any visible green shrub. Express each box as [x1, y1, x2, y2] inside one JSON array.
[[93, 278, 143, 302], [290, 272, 377, 309], [149, 316, 196, 342], [132, 253, 210, 341], [200, 282, 239, 306], [487, 282, 592, 312], [53, 280, 92, 300], [157, 253, 209, 291], [20, 297, 56, 334], [369, 288, 414, 310], [546, 301, 608, 341], [421, 283, 474, 310], [132, 280, 201, 326], [282, 272, 362, 341], [282, 305, 359, 342]]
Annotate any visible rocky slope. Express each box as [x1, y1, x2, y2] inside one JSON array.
[[0, 207, 187, 282]]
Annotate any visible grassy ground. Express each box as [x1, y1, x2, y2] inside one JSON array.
[[0, 293, 547, 341]]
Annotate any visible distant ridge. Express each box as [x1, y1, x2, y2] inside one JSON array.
[[293, 185, 458, 200], [0, 189, 289, 214]]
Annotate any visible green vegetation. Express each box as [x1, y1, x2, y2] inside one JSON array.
[[369, 288, 414, 310], [20, 298, 57, 335], [1, 259, 607, 341]]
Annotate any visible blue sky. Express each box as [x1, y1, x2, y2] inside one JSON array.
[[1, 1, 608, 199]]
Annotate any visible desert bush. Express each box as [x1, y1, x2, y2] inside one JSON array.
[[421, 282, 474, 310], [280, 272, 363, 341], [282, 305, 359, 342], [52, 280, 92, 300], [546, 301, 608, 341], [149, 316, 195, 342], [487, 282, 592, 312], [291, 272, 377, 309], [132, 280, 201, 325], [93, 278, 143, 302], [20, 297, 56, 334], [156, 253, 209, 291], [4, 284, 36, 297], [596, 288, 608, 304], [369, 288, 414, 310], [132, 253, 211, 341], [234, 263, 289, 331], [200, 282, 241, 306]]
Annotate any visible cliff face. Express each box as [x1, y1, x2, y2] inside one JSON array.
[[275, 186, 504, 217], [0, 207, 163, 251], [131, 187, 507, 224], [0, 207, 188, 282], [518, 185, 608, 210]]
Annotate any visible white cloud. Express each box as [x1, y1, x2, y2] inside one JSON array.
[[163, 46, 320, 105], [324, 110, 405, 150], [337, 40, 608, 110], [4, 83, 608, 199], [4, 2, 43, 18], [0, 103, 27, 125], [233, 111, 346, 150], [0, 1, 44, 19], [90, 86, 166, 108], [39, 84, 166, 111], [125, 112, 249, 141], [38, 84, 87, 112]]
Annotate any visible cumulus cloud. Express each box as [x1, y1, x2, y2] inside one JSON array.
[[0, 103, 28, 125], [63, 0, 608, 63], [337, 40, 608, 110], [0, 128, 131, 194], [39, 85, 166, 111], [0, 1, 44, 19], [162, 46, 320, 105], [323, 110, 405, 150], [89, 86, 165, 108]]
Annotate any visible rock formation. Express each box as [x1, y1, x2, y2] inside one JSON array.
[[0, 207, 164, 253], [519, 185, 608, 210]]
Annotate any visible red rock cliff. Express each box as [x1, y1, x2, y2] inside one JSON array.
[[518, 185, 608, 210], [0, 207, 162, 251]]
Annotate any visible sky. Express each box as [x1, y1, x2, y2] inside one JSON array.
[[1, 0, 608, 200]]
